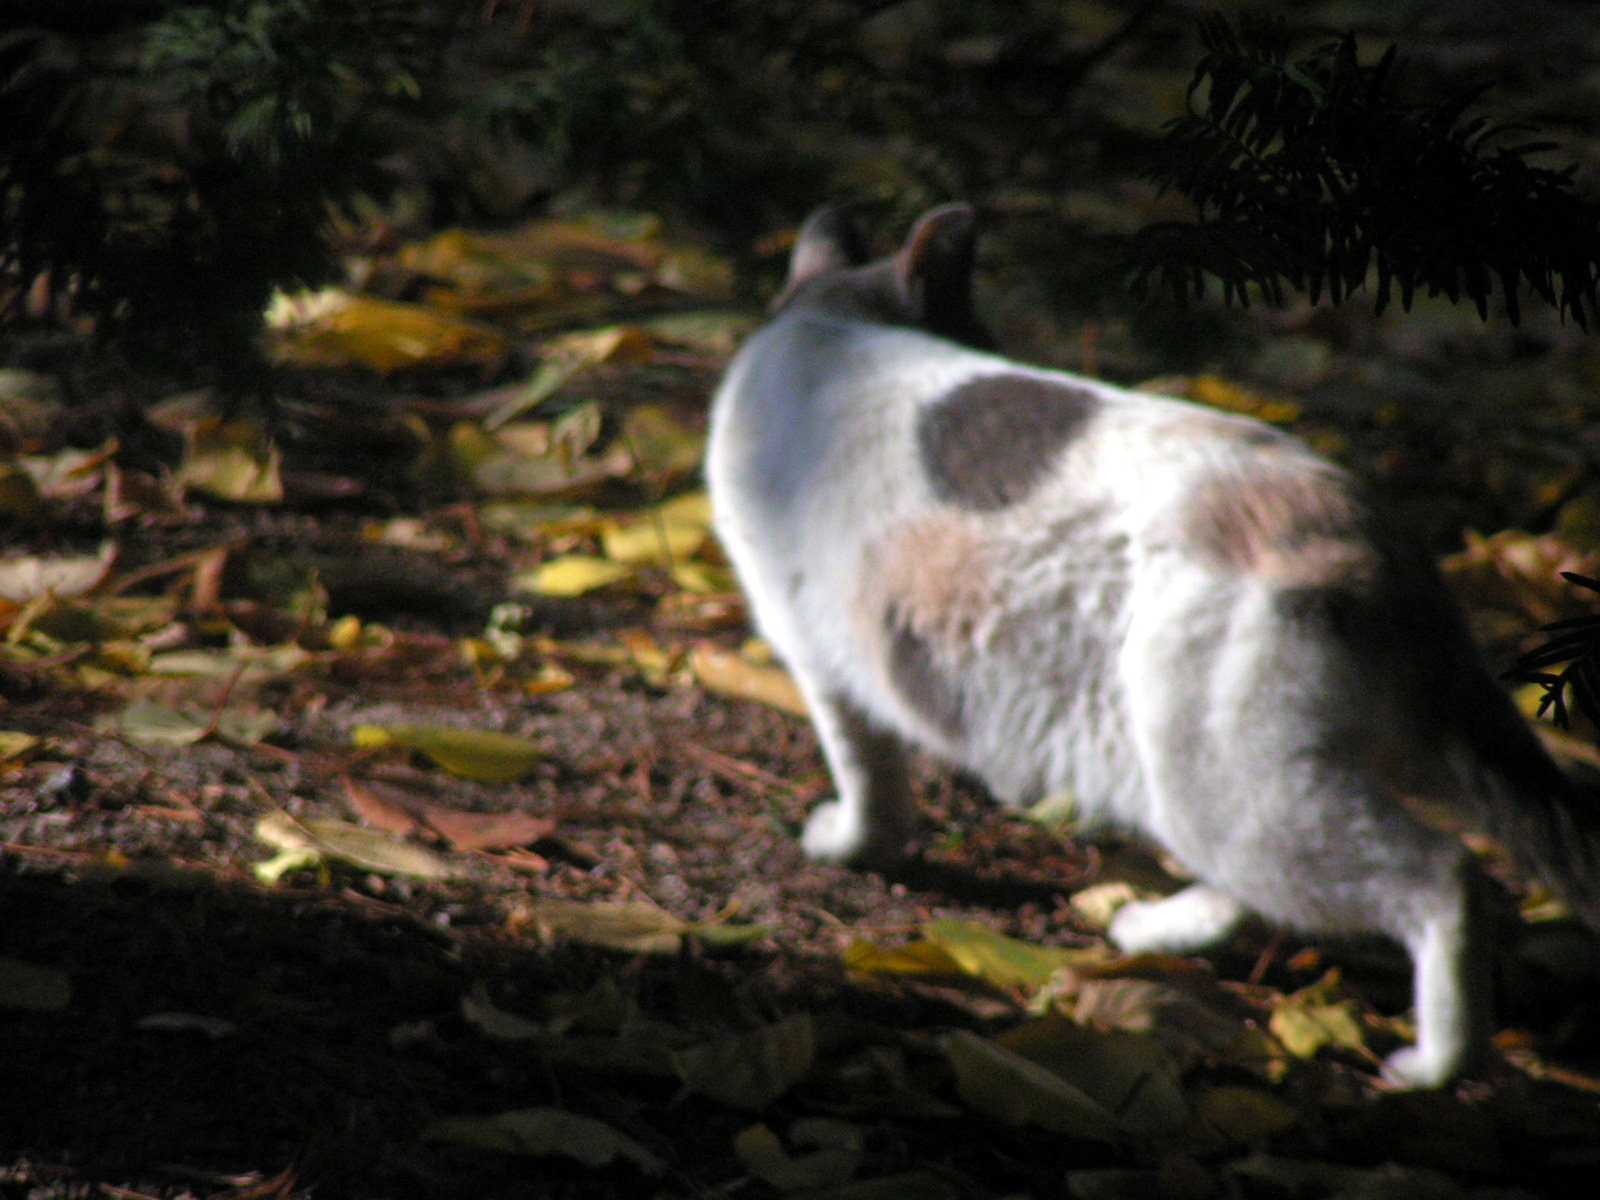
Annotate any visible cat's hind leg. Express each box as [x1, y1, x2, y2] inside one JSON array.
[[798, 689, 917, 868], [1381, 862, 1494, 1088]]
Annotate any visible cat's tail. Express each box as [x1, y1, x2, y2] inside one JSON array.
[[1455, 659, 1600, 929]]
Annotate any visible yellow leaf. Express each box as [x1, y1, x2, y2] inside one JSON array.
[[943, 1030, 1120, 1141], [448, 421, 502, 474], [690, 643, 808, 716], [177, 419, 283, 503], [601, 516, 707, 566], [516, 897, 687, 954], [924, 918, 1088, 993], [1068, 882, 1141, 929], [620, 404, 705, 483], [1187, 374, 1301, 424], [266, 289, 507, 373], [1269, 973, 1370, 1061], [844, 938, 968, 981], [660, 489, 714, 528], [0, 731, 40, 762], [670, 562, 739, 594], [516, 555, 634, 597], [676, 1015, 815, 1110], [254, 812, 454, 879], [253, 847, 323, 885], [353, 723, 542, 783], [484, 328, 653, 429]]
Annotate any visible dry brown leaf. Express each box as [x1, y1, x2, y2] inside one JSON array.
[[421, 807, 556, 853], [341, 775, 425, 836]]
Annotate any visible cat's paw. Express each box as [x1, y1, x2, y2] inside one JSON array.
[[1107, 886, 1246, 955], [1380, 1045, 1455, 1090], [800, 800, 909, 868], [800, 800, 866, 862]]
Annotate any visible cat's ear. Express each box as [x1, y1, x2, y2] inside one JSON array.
[[784, 206, 867, 293], [895, 204, 979, 335], [896, 204, 988, 346]]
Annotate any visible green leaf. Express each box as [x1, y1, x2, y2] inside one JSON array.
[[422, 1107, 663, 1174], [0, 957, 71, 1012], [253, 812, 454, 880], [1269, 974, 1370, 1061], [923, 919, 1088, 992], [732, 1123, 862, 1193], [353, 723, 542, 783], [675, 1014, 815, 1110], [943, 1029, 1121, 1142]]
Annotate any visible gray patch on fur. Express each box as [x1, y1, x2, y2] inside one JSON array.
[[885, 608, 965, 739], [917, 375, 1099, 511]]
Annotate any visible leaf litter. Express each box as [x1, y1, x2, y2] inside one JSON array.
[[5, 125, 1600, 1200]]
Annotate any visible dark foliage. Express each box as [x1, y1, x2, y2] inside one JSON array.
[[1127, 13, 1600, 327], [1507, 573, 1600, 731], [1, 1, 442, 380]]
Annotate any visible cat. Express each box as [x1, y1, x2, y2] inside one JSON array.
[[705, 202, 1600, 1088]]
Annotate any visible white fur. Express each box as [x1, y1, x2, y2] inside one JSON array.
[[707, 224, 1522, 1087]]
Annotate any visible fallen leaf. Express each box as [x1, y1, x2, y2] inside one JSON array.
[[844, 938, 970, 982], [923, 918, 1089, 993], [0, 465, 40, 520], [690, 643, 808, 717], [0, 542, 116, 602], [106, 699, 211, 747], [0, 957, 71, 1011], [352, 724, 542, 783], [341, 775, 426, 836], [620, 404, 705, 484], [733, 1122, 862, 1192], [253, 812, 454, 880], [485, 327, 654, 428], [1192, 1085, 1299, 1148], [422, 1107, 663, 1174], [516, 555, 634, 597], [0, 731, 40, 763], [516, 897, 688, 954], [600, 514, 708, 567], [1269, 973, 1371, 1062], [676, 1014, 815, 1110], [422, 807, 556, 853], [136, 1012, 239, 1038], [20, 441, 117, 500], [460, 986, 546, 1041], [996, 1014, 1188, 1138], [266, 289, 507, 373], [1069, 881, 1142, 929], [176, 419, 284, 504], [943, 1029, 1121, 1141]]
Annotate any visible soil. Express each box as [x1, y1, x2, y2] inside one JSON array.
[[8, 3, 1600, 1198]]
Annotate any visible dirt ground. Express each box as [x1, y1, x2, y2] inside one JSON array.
[[10, 3, 1600, 1198]]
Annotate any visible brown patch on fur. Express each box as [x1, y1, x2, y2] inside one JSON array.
[[918, 375, 1099, 511], [1184, 465, 1380, 586], [858, 516, 996, 739]]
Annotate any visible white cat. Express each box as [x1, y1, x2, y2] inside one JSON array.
[[706, 203, 1600, 1088]]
